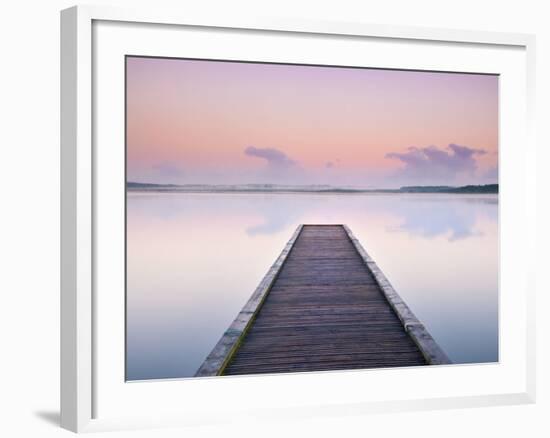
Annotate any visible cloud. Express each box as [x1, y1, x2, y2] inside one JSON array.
[[484, 166, 498, 181], [244, 146, 296, 170], [151, 161, 185, 179], [385, 143, 487, 183]]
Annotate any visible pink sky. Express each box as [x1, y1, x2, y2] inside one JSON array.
[[126, 56, 498, 188]]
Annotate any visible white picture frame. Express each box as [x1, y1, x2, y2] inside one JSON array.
[[60, 4, 536, 433]]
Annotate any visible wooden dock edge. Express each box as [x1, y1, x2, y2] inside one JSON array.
[[194, 224, 304, 377], [342, 225, 452, 366]]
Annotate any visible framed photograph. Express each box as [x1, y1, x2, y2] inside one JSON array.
[[61, 5, 536, 433]]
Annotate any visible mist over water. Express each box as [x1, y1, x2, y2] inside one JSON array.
[[126, 192, 498, 380]]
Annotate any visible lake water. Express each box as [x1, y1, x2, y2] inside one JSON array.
[[126, 192, 498, 380]]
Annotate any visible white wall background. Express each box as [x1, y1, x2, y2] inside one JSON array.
[[0, 0, 547, 436]]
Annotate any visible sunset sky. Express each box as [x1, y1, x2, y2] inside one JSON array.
[[126, 56, 498, 188]]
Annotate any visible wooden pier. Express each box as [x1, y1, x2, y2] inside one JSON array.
[[195, 224, 450, 377]]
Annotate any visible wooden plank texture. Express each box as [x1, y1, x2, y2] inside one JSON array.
[[222, 225, 428, 375]]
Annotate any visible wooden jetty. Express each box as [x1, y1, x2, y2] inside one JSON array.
[[195, 224, 450, 377]]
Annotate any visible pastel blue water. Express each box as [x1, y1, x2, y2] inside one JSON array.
[[126, 193, 498, 380]]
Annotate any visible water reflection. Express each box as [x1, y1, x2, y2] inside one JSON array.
[[245, 196, 306, 236], [385, 197, 496, 241], [244, 193, 497, 241], [126, 192, 498, 380]]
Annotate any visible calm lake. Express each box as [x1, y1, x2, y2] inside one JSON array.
[[126, 192, 498, 380]]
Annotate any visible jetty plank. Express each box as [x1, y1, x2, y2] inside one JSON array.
[[196, 224, 449, 377]]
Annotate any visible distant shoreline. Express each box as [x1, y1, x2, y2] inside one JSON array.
[[126, 182, 498, 195]]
